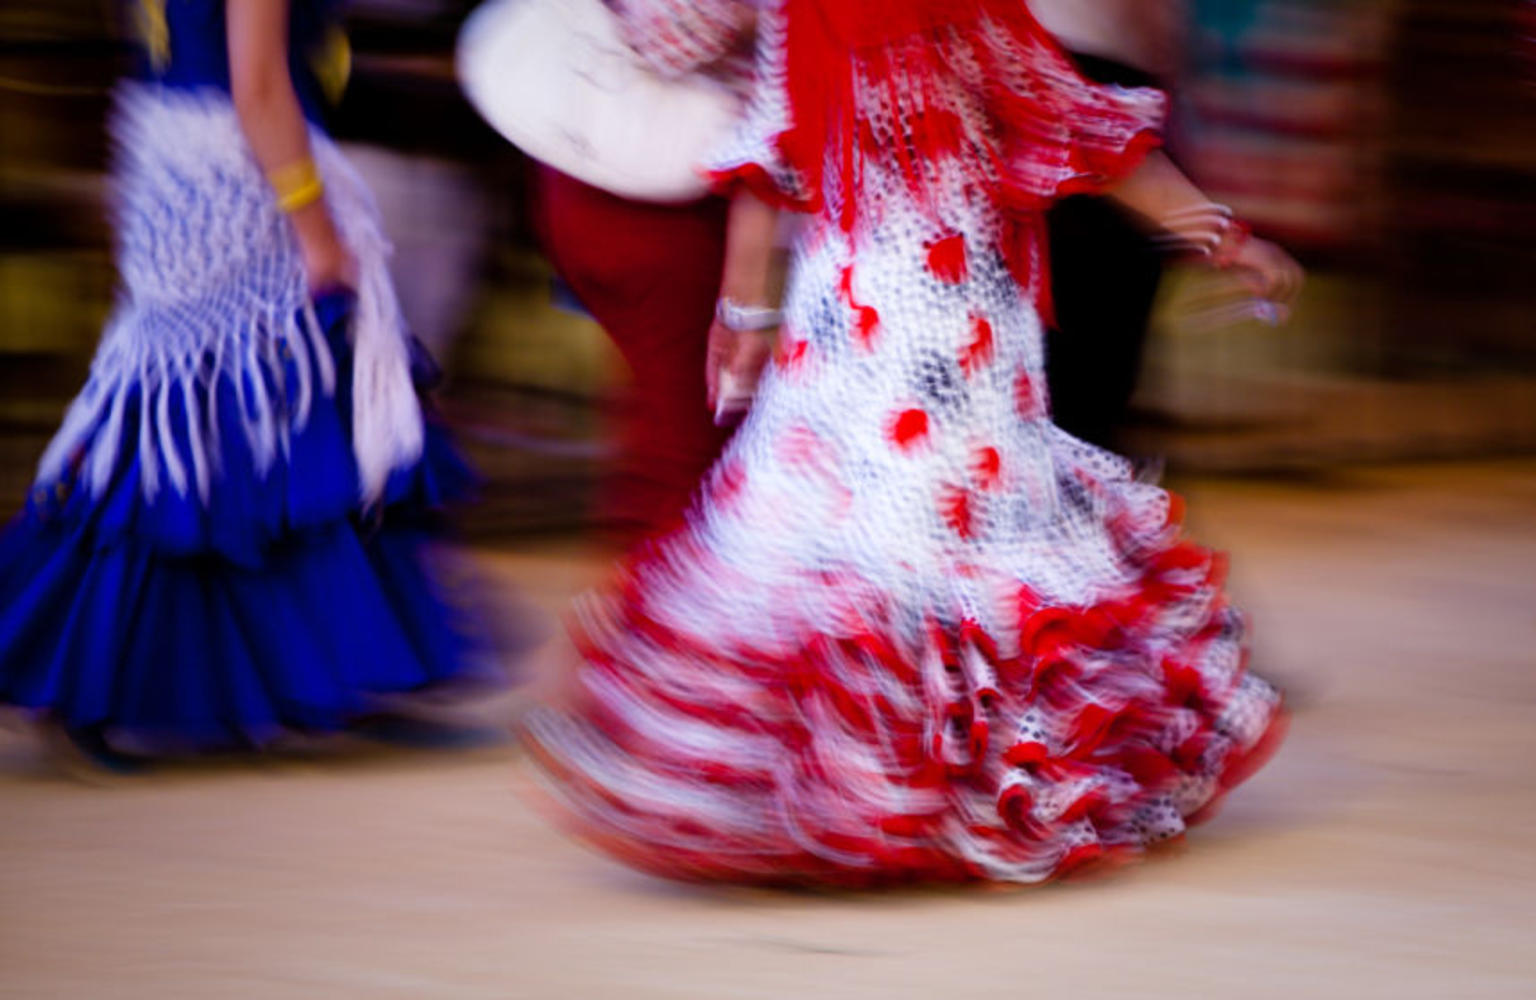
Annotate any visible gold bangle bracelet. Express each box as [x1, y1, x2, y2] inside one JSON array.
[[276, 177, 325, 213], [267, 159, 325, 213]]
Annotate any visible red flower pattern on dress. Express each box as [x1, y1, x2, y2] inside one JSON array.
[[779, 423, 828, 471], [960, 314, 995, 377], [708, 457, 747, 508], [925, 233, 968, 284], [776, 337, 810, 370], [939, 483, 976, 539], [972, 445, 1002, 490], [887, 408, 931, 451], [1015, 368, 1043, 418], [838, 266, 881, 351], [853, 305, 881, 350]]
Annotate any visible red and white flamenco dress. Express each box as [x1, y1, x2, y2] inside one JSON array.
[[524, 0, 1287, 886]]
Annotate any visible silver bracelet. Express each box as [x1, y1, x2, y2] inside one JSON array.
[[716, 297, 783, 332], [1149, 202, 1235, 257]]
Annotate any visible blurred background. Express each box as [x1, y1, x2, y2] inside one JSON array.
[[3, 0, 1536, 531]]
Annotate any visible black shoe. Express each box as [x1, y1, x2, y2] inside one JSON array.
[[48, 723, 150, 775], [349, 713, 505, 751]]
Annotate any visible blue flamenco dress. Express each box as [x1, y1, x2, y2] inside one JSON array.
[[0, 0, 495, 753]]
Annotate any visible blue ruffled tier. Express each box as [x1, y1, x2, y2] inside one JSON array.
[[0, 293, 497, 751]]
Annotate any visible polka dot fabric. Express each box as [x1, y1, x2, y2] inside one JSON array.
[[524, 0, 1285, 886]]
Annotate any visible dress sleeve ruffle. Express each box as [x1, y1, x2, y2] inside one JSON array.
[[994, 17, 1168, 206], [700, 3, 1165, 215]]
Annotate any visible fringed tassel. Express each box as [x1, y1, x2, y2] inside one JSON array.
[[35, 304, 332, 504], [32, 85, 422, 509], [321, 150, 424, 506], [347, 252, 422, 506]]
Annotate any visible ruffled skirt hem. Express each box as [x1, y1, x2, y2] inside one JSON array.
[[523, 481, 1284, 887]]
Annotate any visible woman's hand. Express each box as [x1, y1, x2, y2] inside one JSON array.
[[1108, 152, 1304, 316], [708, 190, 784, 422], [1225, 236, 1304, 307], [289, 202, 357, 293], [299, 231, 357, 294], [706, 319, 777, 424]]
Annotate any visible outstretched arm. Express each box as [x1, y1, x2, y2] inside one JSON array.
[[1106, 150, 1304, 306], [226, 0, 353, 291]]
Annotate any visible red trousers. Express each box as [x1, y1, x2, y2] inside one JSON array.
[[530, 166, 732, 535]]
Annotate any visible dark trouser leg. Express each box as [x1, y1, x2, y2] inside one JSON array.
[[1045, 194, 1164, 452], [529, 166, 732, 535]]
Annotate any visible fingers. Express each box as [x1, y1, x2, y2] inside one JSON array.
[[1182, 239, 1306, 330], [1228, 240, 1305, 308], [1257, 242, 1304, 304], [705, 321, 734, 411], [304, 255, 358, 295], [713, 334, 761, 427], [708, 323, 778, 425], [1232, 266, 1270, 300], [1278, 253, 1305, 303], [714, 371, 754, 426], [728, 329, 774, 383]]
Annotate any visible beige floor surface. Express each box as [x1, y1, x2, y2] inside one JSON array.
[[3, 461, 1534, 999]]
